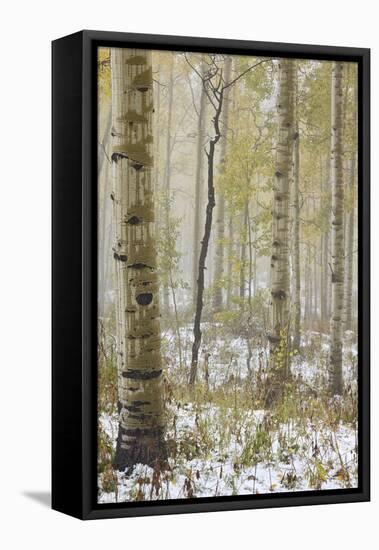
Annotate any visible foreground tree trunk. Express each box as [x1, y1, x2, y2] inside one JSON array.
[[111, 48, 166, 470], [329, 62, 345, 396], [192, 62, 207, 303], [190, 80, 224, 385], [188, 55, 270, 385], [213, 56, 232, 312], [267, 58, 294, 403]]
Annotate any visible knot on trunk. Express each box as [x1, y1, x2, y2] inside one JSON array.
[[271, 289, 287, 300], [111, 152, 128, 163], [126, 215, 141, 225], [136, 293, 153, 306], [114, 252, 128, 262], [267, 333, 281, 344]]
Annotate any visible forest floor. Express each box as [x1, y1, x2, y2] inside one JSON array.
[[97, 324, 358, 503]]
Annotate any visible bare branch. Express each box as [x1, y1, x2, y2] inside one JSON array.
[[223, 58, 273, 90]]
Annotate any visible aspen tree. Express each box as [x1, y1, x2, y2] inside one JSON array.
[[292, 62, 301, 349], [111, 48, 166, 469], [269, 58, 295, 375], [163, 55, 174, 312], [329, 62, 345, 396], [344, 77, 357, 332]]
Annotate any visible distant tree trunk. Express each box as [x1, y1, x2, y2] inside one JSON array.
[[322, 232, 328, 320], [99, 156, 111, 318], [344, 80, 357, 332], [163, 55, 174, 312], [269, 58, 294, 367], [303, 244, 311, 325], [226, 212, 234, 309], [190, 85, 224, 385], [239, 203, 248, 306], [292, 66, 301, 349], [344, 156, 355, 332], [153, 63, 161, 195], [246, 205, 254, 374], [193, 62, 207, 303], [313, 242, 319, 324], [329, 62, 345, 396], [98, 107, 112, 318], [320, 158, 331, 327], [213, 56, 232, 312], [111, 141, 126, 413], [98, 106, 112, 177], [111, 48, 166, 470]]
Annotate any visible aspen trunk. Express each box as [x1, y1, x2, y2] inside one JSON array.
[[269, 58, 294, 360], [226, 212, 234, 309], [320, 159, 331, 327], [163, 56, 174, 312], [329, 62, 345, 396], [292, 67, 301, 349], [321, 230, 328, 323], [98, 106, 112, 318], [98, 106, 112, 177], [111, 138, 126, 413], [99, 156, 111, 318], [111, 48, 166, 469], [192, 62, 207, 303], [239, 203, 248, 305], [153, 64, 161, 195], [344, 79, 357, 332], [313, 243, 318, 324], [213, 56, 232, 312], [344, 155, 356, 331], [303, 244, 312, 327]]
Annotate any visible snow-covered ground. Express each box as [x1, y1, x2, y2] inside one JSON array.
[[98, 402, 358, 503], [98, 328, 358, 504]]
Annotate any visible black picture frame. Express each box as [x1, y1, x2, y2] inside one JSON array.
[[52, 30, 370, 520]]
